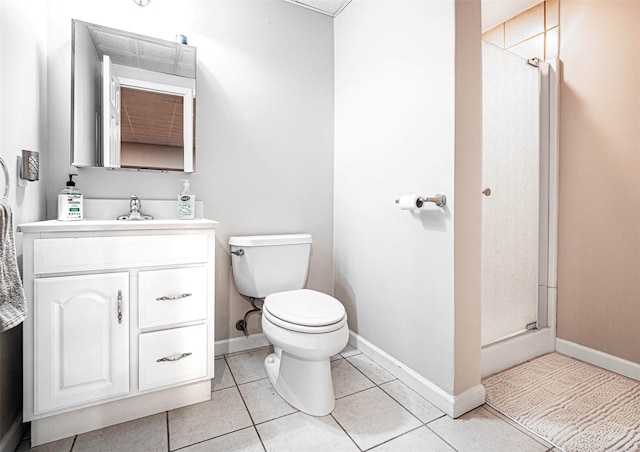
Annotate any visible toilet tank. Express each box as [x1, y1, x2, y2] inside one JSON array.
[[229, 233, 312, 299]]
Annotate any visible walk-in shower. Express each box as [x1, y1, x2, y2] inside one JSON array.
[[480, 41, 559, 377]]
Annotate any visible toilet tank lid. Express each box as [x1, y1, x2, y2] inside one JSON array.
[[229, 233, 312, 247]]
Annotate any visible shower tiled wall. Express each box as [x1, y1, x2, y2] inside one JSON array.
[[482, 0, 559, 61]]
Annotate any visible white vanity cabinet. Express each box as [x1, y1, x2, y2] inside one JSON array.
[[19, 219, 217, 446]]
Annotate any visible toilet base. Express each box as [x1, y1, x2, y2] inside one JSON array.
[[264, 350, 335, 416]]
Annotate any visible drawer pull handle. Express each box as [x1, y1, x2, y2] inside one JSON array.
[[156, 293, 192, 301], [117, 290, 123, 324], [157, 352, 192, 363]]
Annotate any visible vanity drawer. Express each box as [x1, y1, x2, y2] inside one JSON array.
[[34, 234, 208, 275], [138, 266, 208, 328], [139, 324, 207, 391]]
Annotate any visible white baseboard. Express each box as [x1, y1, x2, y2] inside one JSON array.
[[0, 412, 26, 452], [31, 381, 210, 446], [214, 333, 270, 357], [556, 338, 640, 382], [481, 327, 556, 378], [348, 332, 484, 418]]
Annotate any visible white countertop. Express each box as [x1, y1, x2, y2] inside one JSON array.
[[17, 219, 218, 233], [18, 198, 218, 233]]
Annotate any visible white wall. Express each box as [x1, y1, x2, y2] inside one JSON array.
[[0, 0, 48, 446], [334, 0, 482, 401], [46, 0, 335, 340]]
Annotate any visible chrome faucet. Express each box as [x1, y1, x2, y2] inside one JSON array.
[[117, 195, 153, 220]]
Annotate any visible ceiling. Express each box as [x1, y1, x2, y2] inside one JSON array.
[[481, 0, 541, 31], [284, 0, 542, 31]]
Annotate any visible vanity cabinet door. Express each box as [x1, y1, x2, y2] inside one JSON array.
[[33, 273, 130, 414]]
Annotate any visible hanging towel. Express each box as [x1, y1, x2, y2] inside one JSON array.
[[0, 198, 26, 332]]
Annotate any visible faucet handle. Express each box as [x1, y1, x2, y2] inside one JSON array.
[[129, 195, 141, 212]]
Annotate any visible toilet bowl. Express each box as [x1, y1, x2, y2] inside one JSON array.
[[262, 289, 349, 416], [228, 234, 349, 416]]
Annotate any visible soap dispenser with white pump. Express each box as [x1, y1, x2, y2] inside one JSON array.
[[178, 179, 195, 220], [57, 174, 83, 221]]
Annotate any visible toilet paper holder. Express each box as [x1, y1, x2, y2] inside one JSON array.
[[395, 194, 446, 208]]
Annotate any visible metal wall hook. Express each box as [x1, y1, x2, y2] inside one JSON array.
[[0, 157, 9, 198]]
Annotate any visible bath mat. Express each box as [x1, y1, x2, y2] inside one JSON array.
[[483, 353, 640, 452]]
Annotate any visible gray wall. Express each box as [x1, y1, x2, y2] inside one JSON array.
[[46, 0, 335, 341], [0, 0, 48, 445]]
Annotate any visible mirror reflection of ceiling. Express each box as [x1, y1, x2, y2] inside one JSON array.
[[283, 0, 351, 17], [86, 23, 196, 78], [120, 87, 184, 148]]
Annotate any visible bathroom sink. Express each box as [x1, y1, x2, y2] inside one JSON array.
[[116, 214, 154, 221]]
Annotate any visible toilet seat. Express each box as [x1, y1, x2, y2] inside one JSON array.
[[264, 289, 346, 334]]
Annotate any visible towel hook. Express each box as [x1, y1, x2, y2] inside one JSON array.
[[0, 157, 9, 198]]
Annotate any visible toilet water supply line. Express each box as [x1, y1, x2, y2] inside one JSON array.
[[236, 297, 262, 337], [231, 248, 263, 337]]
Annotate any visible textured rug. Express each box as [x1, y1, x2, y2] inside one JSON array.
[[483, 353, 640, 452]]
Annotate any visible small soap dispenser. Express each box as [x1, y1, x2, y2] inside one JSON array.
[[57, 174, 83, 221], [178, 179, 195, 220]]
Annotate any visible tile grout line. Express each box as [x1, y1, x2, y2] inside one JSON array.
[[165, 411, 170, 452], [68, 435, 78, 452], [251, 424, 268, 452], [360, 425, 426, 452], [227, 353, 268, 450], [168, 355, 257, 451], [221, 354, 240, 387], [340, 353, 429, 429], [423, 421, 460, 452], [329, 412, 364, 451], [227, 379, 258, 427], [335, 352, 449, 451]]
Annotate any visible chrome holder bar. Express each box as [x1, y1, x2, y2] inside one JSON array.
[[394, 194, 446, 208]]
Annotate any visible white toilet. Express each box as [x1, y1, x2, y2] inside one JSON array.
[[229, 233, 348, 416]]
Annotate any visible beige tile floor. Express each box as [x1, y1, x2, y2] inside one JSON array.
[[16, 345, 559, 452]]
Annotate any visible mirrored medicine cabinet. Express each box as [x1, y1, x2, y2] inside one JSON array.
[[71, 20, 197, 172]]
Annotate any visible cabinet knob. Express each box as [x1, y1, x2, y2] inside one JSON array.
[[482, 188, 492, 197]]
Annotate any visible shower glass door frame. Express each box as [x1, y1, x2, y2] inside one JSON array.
[[480, 47, 559, 378]]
